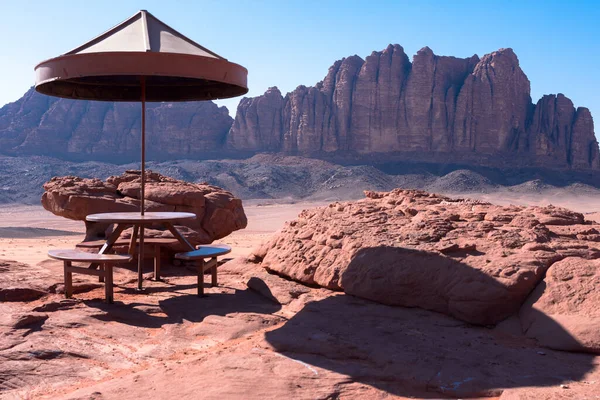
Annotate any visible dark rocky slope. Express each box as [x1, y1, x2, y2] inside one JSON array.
[[2, 154, 600, 205]]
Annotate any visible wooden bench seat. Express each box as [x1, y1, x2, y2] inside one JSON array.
[[174, 244, 232, 296], [76, 238, 178, 280], [48, 250, 132, 303]]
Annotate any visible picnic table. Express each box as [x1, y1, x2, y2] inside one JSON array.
[[86, 211, 196, 290]]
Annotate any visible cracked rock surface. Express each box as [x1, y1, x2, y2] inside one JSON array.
[[2, 190, 600, 398]]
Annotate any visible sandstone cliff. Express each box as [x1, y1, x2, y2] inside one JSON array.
[[0, 88, 233, 161], [228, 45, 599, 170]]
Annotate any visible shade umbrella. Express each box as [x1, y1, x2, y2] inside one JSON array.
[[35, 9, 248, 213], [34, 10, 248, 288]]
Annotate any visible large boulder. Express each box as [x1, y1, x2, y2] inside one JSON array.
[[253, 189, 600, 346], [42, 170, 247, 246]]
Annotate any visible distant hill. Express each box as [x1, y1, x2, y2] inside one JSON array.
[[0, 45, 597, 171], [2, 154, 600, 206]]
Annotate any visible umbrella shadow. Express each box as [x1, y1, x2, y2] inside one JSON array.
[[264, 246, 596, 398], [87, 283, 281, 329]]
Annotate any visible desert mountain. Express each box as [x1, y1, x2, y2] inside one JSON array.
[[0, 45, 597, 170], [0, 88, 233, 162], [229, 45, 599, 170]]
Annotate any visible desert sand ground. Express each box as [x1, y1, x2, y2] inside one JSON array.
[[0, 193, 598, 267]]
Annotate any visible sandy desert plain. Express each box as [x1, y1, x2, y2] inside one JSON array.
[[2, 189, 600, 399]]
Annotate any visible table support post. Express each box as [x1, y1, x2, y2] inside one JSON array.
[[164, 222, 195, 251], [86, 212, 198, 293], [137, 225, 145, 291], [129, 225, 140, 256], [90, 224, 128, 278], [99, 224, 127, 255]]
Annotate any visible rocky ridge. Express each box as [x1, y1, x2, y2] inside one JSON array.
[[3, 154, 600, 206], [0, 88, 233, 161], [229, 46, 599, 170]]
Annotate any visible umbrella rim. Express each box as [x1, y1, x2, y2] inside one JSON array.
[[33, 51, 247, 73], [35, 51, 248, 101]]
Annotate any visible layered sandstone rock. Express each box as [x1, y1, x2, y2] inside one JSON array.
[[252, 189, 600, 353], [41, 170, 247, 245], [0, 88, 233, 161], [229, 46, 598, 169], [1, 46, 596, 170], [227, 87, 284, 151]]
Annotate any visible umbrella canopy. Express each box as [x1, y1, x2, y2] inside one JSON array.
[[35, 10, 248, 101]]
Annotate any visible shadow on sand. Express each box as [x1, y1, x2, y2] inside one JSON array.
[[264, 246, 596, 398], [86, 285, 282, 329]]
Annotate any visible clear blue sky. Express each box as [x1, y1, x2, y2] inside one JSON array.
[[1, 0, 598, 131]]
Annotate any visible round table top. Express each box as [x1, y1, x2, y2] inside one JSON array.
[[86, 211, 196, 223]]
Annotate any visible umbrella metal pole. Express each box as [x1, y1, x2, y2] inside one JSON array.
[[140, 76, 146, 216], [138, 76, 146, 291], [138, 225, 144, 291]]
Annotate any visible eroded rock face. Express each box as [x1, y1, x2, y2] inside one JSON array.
[[254, 189, 600, 336], [2, 46, 597, 171], [229, 46, 599, 170], [0, 88, 233, 161], [41, 170, 247, 245]]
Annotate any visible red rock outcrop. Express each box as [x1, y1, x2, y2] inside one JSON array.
[[2, 255, 599, 399], [252, 189, 600, 353], [0, 88, 233, 161], [41, 170, 247, 245], [229, 45, 599, 169], [227, 87, 284, 151]]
